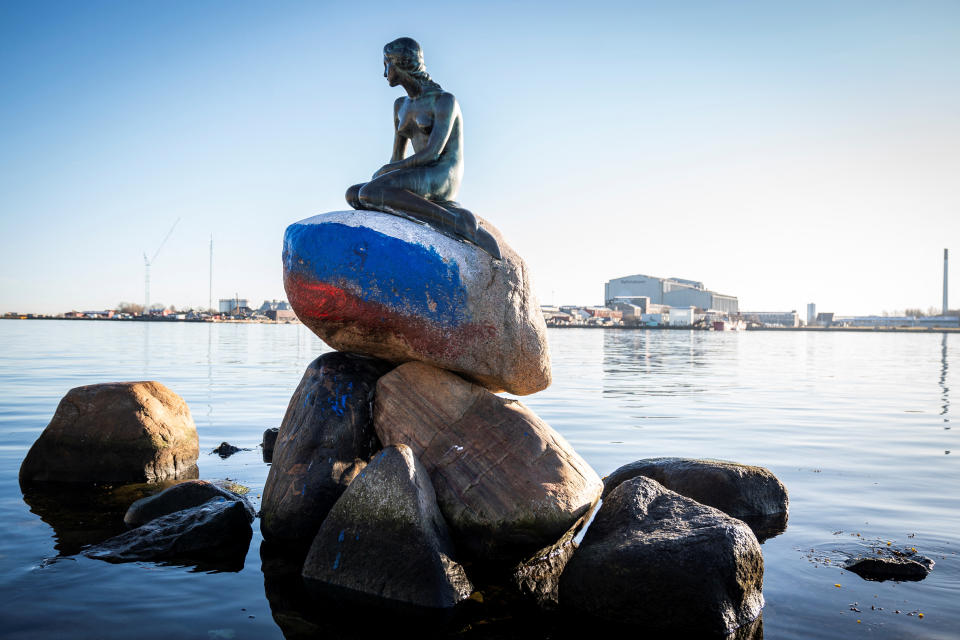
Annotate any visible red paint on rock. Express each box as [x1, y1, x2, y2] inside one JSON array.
[[285, 272, 497, 362]]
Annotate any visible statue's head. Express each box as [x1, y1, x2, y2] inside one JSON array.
[[383, 37, 441, 92], [383, 37, 425, 76]]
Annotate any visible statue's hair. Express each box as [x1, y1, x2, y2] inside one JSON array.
[[384, 37, 442, 93]]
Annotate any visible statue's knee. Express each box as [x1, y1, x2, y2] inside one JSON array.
[[357, 183, 383, 208], [345, 184, 363, 209]]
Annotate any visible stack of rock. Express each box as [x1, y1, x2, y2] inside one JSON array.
[[262, 209, 780, 635]]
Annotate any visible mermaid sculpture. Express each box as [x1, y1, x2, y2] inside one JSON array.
[[346, 37, 502, 260]]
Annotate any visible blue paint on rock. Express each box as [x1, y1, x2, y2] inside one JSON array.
[[284, 220, 469, 326]]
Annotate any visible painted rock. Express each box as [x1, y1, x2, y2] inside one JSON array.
[[282, 210, 551, 396], [302, 445, 473, 610], [260, 352, 393, 544]]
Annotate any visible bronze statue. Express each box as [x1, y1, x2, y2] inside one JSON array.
[[346, 37, 501, 260]]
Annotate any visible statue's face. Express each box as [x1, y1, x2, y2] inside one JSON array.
[[383, 56, 401, 87]]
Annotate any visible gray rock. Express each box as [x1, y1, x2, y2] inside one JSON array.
[[844, 553, 934, 581], [20, 381, 198, 484], [560, 476, 764, 635], [282, 210, 551, 396], [260, 352, 393, 544], [603, 457, 788, 522], [302, 445, 473, 610], [124, 479, 254, 527], [374, 362, 603, 567], [262, 427, 279, 463], [84, 498, 252, 569]]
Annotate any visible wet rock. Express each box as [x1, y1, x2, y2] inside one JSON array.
[[374, 362, 603, 566], [844, 553, 934, 581], [211, 442, 247, 458], [560, 476, 764, 636], [20, 381, 199, 484], [283, 210, 551, 396], [124, 479, 254, 527], [603, 457, 789, 521], [509, 525, 581, 608], [84, 497, 253, 569], [262, 427, 279, 463], [260, 352, 393, 544], [302, 445, 473, 611]]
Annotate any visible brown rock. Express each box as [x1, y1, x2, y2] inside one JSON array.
[[19, 381, 198, 484], [374, 362, 602, 566], [260, 352, 393, 544]]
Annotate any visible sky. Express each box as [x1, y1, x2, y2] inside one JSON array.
[[1, 0, 958, 316]]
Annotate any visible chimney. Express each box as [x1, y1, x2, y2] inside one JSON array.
[[944, 248, 949, 315]]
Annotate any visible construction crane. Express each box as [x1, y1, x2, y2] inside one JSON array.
[[143, 218, 180, 315]]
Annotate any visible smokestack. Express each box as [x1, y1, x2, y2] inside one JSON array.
[[944, 248, 949, 315]]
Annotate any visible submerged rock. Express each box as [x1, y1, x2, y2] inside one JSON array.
[[560, 476, 764, 636], [20, 381, 199, 484], [844, 552, 934, 581], [260, 352, 393, 544], [302, 445, 473, 611], [84, 498, 253, 569], [124, 479, 254, 527], [211, 442, 247, 458], [603, 457, 788, 522], [374, 362, 602, 566], [283, 210, 551, 395]]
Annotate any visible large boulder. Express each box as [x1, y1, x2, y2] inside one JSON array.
[[560, 476, 764, 635], [602, 457, 788, 522], [282, 210, 551, 396], [374, 362, 602, 566], [124, 479, 254, 527], [19, 381, 199, 484], [84, 497, 253, 569], [260, 352, 393, 544], [302, 445, 473, 610]]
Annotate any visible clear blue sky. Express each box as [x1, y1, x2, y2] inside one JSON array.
[[1, 0, 958, 315]]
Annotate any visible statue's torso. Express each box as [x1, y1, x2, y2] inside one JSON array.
[[397, 92, 463, 166]]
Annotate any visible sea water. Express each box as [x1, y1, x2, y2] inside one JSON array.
[[0, 321, 957, 639]]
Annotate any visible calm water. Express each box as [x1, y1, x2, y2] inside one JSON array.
[[0, 321, 957, 639]]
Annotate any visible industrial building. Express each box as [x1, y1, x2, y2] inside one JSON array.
[[605, 274, 738, 314], [219, 297, 249, 314]]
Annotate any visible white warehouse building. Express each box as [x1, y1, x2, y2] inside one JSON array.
[[604, 274, 739, 314]]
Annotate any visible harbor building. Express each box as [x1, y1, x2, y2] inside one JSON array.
[[742, 311, 800, 327], [605, 274, 738, 314]]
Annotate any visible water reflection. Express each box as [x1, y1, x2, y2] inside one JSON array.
[[941, 333, 950, 428], [20, 480, 182, 556], [601, 330, 734, 399]]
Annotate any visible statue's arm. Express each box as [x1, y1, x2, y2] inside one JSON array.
[[373, 98, 409, 178], [390, 97, 407, 162]]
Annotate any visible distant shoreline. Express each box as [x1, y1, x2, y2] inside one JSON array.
[[0, 316, 299, 325], [4, 316, 958, 333], [547, 323, 960, 333]]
